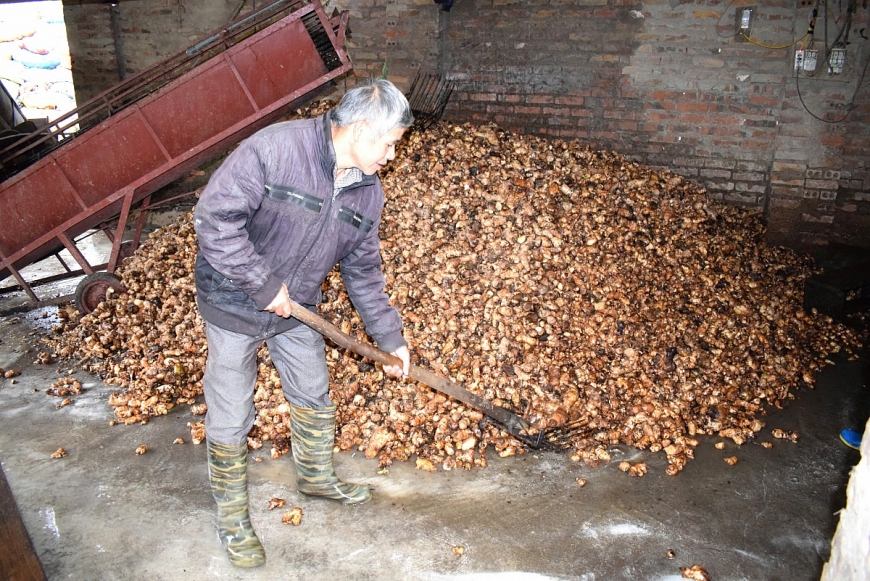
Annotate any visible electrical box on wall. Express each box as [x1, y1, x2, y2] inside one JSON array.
[[828, 47, 846, 74], [795, 48, 819, 73], [804, 49, 818, 72], [735, 6, 754, 42]]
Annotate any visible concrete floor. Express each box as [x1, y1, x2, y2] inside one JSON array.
[[0, 293, 867, 581]]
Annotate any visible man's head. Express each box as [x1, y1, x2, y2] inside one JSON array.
[[331, 79, 414, 175]]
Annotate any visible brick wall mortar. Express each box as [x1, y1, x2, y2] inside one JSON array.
[[435, 0, 870, 248], [60, 0, 870, 248], [63, 3, 118, 103], [65, 0, 253, 99]]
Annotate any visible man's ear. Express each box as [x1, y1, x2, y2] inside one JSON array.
[[352, 121, 367, 142]]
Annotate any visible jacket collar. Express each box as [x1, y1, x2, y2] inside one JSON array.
[[320, 111, 377, 189]]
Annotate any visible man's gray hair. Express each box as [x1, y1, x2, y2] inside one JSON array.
[[332, 79, 414, 138]]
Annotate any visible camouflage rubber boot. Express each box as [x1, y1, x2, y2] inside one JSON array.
[[289, 403, 371, 505], [207, 440, 266, 568]]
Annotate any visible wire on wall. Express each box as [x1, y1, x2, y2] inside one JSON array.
[[794, 0, 869, 123], [741, 32, 808, 49], [796, 47, 870, 123], [715, 0, 868, 123], [715, 0, 738, 38]]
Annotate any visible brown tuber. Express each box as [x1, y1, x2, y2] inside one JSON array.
[[771, 428, 799, 443], [680, 565, 711, 581], [282, 507, 303, 526]]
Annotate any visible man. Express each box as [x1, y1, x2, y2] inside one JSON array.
[[193, 79, 412, 568]]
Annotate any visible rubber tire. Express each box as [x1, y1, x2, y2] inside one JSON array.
[[75, 272, 125, 314]]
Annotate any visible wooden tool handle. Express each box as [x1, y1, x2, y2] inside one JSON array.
[[286, 299, 531, 434]]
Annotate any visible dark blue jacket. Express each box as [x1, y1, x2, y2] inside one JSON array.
[[193, 112, 405, 352]]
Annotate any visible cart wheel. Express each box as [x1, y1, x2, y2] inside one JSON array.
[[75, 272, 126, 314]]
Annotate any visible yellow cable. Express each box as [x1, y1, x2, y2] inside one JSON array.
[[741, 32, 809, 50]]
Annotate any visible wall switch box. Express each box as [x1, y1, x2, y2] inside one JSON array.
[[795, 49, 818, 73], [828, 47, 846, 74], [803, 49, 818, 72], [735, 7, 755, 42]]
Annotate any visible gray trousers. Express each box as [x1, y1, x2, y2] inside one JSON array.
[[203, 321, 331, 446]]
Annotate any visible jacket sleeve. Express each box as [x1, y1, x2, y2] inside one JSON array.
[[340, 222, 406, 353], [193, 141, 284, 309]]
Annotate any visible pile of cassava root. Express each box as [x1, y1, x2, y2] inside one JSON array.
[[48, 103, 862, 474]]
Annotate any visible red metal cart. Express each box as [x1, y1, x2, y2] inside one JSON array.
[[0, 0, 350, 312]]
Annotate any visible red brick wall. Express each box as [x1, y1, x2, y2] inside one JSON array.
[[61, 0, 870, 248], [768, 74, 870, 246], [63, 3, 118, 103], [431, 0, 870, 249], [338, 0, 440, 89], [63, 0, 251, 103]]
